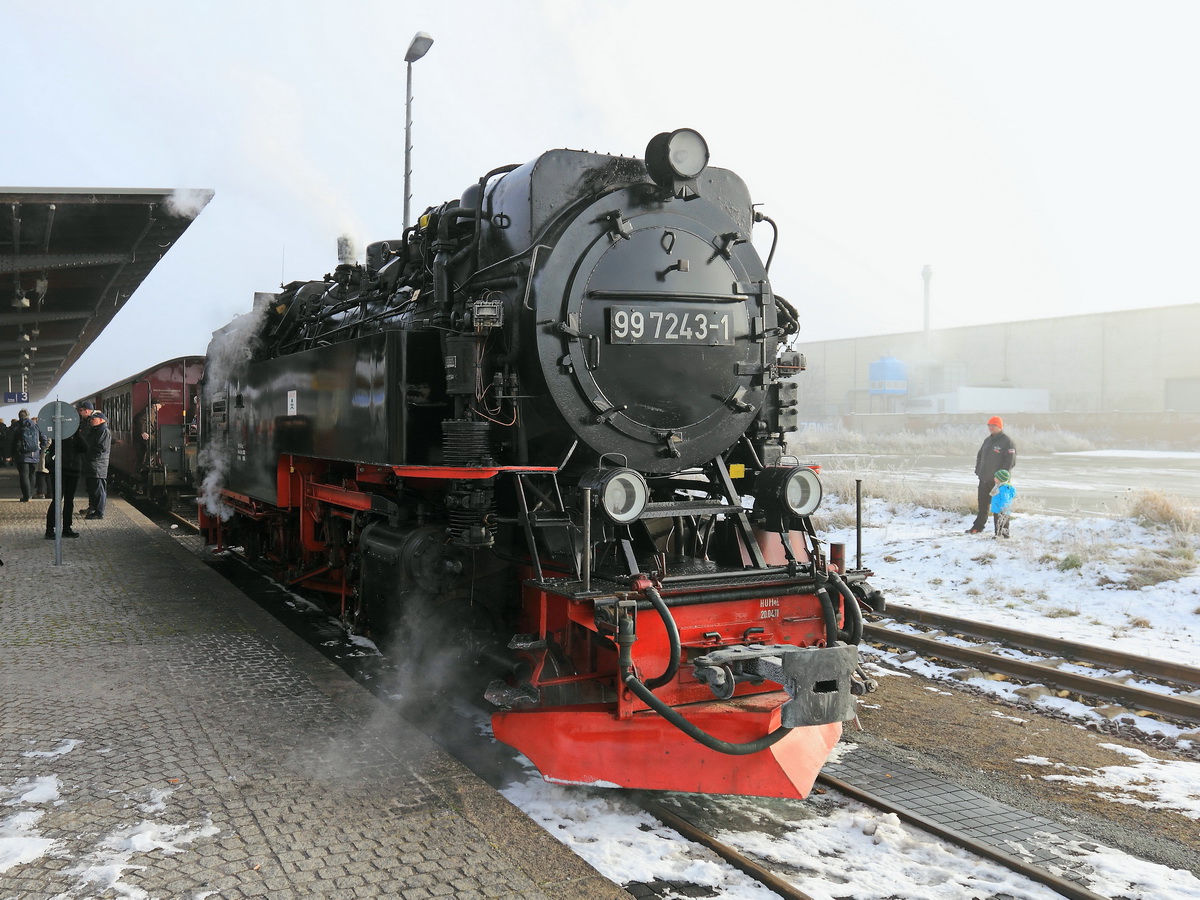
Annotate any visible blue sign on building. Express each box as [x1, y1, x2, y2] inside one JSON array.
[[868, 357, 908, 395], [4, 391, 29, 404]]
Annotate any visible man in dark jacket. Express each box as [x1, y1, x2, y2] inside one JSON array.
[[82, 410, 112, 520], [968, 415, 1017, 533], [45, 428, 87, 539], [10, 410, 45, 502]]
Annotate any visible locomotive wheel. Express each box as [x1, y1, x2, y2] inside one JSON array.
[[535, 642, 590, 707]]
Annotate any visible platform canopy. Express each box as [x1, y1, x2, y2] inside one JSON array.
[[0, 187, 212, 401]]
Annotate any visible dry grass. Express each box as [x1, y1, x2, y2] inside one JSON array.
[[1120, 489, 1199, 534], [1118, 542, 1197, 590]]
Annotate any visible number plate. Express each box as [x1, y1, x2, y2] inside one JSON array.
[[609, 306, 734, 345]]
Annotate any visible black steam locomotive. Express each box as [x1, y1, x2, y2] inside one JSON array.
[[200, 129, 879, 798]]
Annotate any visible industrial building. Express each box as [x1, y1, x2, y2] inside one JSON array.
[[792, 302, 1200, 441]]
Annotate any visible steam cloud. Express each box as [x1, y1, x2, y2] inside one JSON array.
[[163, 188, 214, 219], [199, 295, 273, 519]]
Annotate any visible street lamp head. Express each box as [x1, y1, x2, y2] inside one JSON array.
[[405, 32, 434, 63]]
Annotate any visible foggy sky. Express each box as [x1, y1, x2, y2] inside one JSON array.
[[4, 0, 1198, 412]]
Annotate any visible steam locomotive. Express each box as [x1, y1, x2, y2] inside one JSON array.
[[198, 129, 881, 799]]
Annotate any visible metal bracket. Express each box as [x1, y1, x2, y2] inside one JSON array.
[[604, 210, 633, 242], [654, 430, 683, 458], [692, 642, 859, 727], [709, 231, 745, 261]]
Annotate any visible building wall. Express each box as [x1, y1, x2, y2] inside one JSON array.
[[792, 303, 1200, 419]]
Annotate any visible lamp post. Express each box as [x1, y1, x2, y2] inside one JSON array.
[[403, 31, 434, 231]]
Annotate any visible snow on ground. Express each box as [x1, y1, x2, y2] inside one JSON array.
[[1, 740, 219, 896], [1017, 743, 1200, 821], [827, 498, 1199, 667], [824, 498, 1200, 744], [501, 746, 1200, 900]]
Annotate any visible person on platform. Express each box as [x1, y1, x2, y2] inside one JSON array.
[[81, 408, 111, 520], [33, 416, 49, 498], [989, 469, 1016, 538], [135, 401, 162, 470], [0, 418, 9, 466], [44, 426, 86, 539], [75, 399, 99, 515], [10, 409, 46, 502], [967, 415, 1017, 534]]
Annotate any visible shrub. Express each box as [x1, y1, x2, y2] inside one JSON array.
[[1057, 554, 1085, 572]]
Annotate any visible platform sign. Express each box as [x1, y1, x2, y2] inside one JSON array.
[[4, 391, 29, 404], [38, 401, 80, 439], [41, 401, 82, 566]]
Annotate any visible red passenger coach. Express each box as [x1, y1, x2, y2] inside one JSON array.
[[89, 356, 204, 505]]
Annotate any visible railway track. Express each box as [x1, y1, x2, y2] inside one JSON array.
[[634, 781, 1112, 900], [140, 508, 1142, 900], [866, 603, 1200, 724]]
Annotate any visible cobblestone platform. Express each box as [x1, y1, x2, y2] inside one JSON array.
[[0, 474, 628, 899]]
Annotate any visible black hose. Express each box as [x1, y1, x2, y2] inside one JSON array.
[[622, 671, 792, 755], [616, 609, 790, 755], [643, 585, 681, 690], [813, 575, 841, 646], [774, 293, 801, 335], [755, 211, 779, 273], [829, 573, 863, 645]]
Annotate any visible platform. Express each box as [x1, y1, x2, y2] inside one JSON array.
[[0, 468, 628, 900]]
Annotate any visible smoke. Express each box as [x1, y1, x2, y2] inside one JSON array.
[[199, 295, 274, 519], [197, 439, 234, 521], [163, 188, 214, 219]]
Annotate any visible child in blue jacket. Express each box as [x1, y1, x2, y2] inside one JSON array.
[[990, 469, 1016, 538]]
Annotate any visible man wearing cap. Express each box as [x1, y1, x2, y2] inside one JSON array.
[[74, 399, 110, 520], [968, 416, 1017, 534]]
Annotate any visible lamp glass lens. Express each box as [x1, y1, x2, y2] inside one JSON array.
[[603, 471, 648, 523], [668, 130, 709, 178], [783, 468, 822, 516]]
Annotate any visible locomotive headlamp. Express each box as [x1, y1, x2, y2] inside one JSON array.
[[579, 467, 650, 525], [754, 465, 823, 527], [645, 128, 710, 188]]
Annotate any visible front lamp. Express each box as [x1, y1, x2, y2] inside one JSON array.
[[645, 128, 710, 189], [754, 466, 823, 525], [579, 467, 650, 525]]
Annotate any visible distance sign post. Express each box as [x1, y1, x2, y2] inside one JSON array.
[[38, 401, 80, 565]]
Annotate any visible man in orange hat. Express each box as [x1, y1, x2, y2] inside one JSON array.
[[967, 415, 1017, 533]]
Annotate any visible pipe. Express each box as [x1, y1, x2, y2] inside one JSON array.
[[623, 668, 791, 755], [433, 205, 477, 307], [813, 575, 841, 646], [855, 478, 863, 571], [830, 573, 863, 645], [754, 211, 779, 273], [581, 488, 592, 592], [628, 581, 818, 609], [642, 585, 681, 690], [616, 606, 789, 755]]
